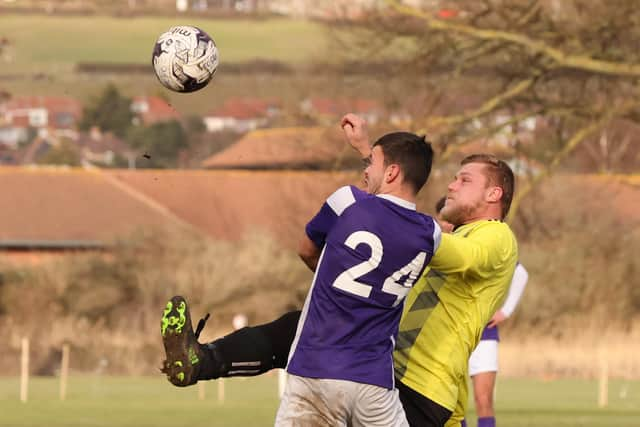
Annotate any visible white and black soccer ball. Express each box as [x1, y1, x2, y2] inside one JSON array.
[[152, 25, 218, 93]]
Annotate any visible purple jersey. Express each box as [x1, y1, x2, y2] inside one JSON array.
[[480, 325, 499, 341], [287, 186, 441, 389]]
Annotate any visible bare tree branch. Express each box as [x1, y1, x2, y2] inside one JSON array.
[[387, 0, 640, 77], [507, 102, 638, 220], [427, 77, 537, 129]]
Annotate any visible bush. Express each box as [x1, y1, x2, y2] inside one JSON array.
[[0, 227, 311, 375]]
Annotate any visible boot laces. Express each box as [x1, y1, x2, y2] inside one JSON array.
[[195, 313, 210, 340]]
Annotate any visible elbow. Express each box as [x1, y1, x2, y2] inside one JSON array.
[[297, 243, 312, 263], [298, 250, 312, 265], [298, 238, 320, 271], [298, 252, 318, 272]]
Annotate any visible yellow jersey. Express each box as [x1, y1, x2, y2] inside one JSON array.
[[393, 219, 518, 424]]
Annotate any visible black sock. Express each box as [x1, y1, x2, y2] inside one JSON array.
[[259, 310, 301, 369], [202, 310, 302, 378]]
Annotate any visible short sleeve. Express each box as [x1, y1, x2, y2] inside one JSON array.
[[305, 186, 357, 249]]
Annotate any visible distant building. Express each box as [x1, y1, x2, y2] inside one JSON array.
[[203, 98, 280, 133], [0, 126, 28, 148], [300, 97, 383, 125], [130, 96, 181, 125], [0, 96, 82, 141], [77, 127, 130, 167], [201, 127, 361, 170]]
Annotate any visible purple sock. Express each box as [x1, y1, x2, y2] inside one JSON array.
[[478, 417, 496, 427], [461, 420, 467, 427]]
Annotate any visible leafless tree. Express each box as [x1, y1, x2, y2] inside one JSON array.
[[332, 0, 640, 218]]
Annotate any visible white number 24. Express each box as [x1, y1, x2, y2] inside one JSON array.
[[332, 231, 427, 307]]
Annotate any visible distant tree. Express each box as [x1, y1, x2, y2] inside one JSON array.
[[126, 120, 188, 168], [38, 140, 81, 166], [184, 114, 206, 135], [80, 84, 134, 138]]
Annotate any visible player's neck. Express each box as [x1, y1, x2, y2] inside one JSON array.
[[461, 206, 502, 224], [377, 186, 416, 205]]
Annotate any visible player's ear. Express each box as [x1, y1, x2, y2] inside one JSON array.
[[486, 186, 503, 203], [385, 164, 401, 183]]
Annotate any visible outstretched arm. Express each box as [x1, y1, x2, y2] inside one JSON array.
[[341, 113, 372, 160]]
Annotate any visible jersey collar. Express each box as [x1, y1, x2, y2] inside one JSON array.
[[376, 194, 416, 211]]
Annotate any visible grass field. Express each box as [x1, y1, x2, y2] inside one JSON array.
[[0, 375, 639, 426], [0, 14, 371, 115], [0, 15, 328, 71]]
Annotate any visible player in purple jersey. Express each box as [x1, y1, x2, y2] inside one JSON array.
[[161, 129, 438, 426], [277, 131, 439, 426]]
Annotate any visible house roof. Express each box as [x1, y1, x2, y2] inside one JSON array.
[[205, 98, 280, 120], [2, 96, 82, 114], [1, 96, 83, 131], [0, 166, 636, 253], [0, 166, 359, 250], [131, 96, 180, 124], [201, 127, 362, 170], [0, 167, 183, 244], [77, 130, 127, 153], [107, 169, 359, 248]]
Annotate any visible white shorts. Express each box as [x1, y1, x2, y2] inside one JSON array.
[[275, 374, 408, 427], [468, 340, 499, 376]]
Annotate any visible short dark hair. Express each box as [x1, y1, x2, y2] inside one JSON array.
[[373, 132, 433, 194], [435, 196, 446, 214], [461, 154, 515, 219]]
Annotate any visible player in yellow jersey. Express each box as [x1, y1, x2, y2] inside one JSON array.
[[160, 114, 518, 427], [342, 115, 518, 426]]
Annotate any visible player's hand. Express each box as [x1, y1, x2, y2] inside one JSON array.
[[487, 310, 507, 328], [341, 113, 371, 157]]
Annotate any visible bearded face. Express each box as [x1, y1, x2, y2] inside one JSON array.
[[440, 163, 492, 226]]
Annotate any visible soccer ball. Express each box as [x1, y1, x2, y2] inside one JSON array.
[[152, 25, 219, 93]]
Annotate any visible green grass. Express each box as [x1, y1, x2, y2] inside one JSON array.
[[0, 375, 280, 427], [0, 14, 343, 115], [0, 376, 639, 426], [0, 15, 329, 72]]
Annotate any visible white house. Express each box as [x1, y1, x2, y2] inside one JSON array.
[[203, 98, 280, 133]]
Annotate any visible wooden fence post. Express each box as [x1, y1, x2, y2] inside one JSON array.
[[598, 358, 609, 408], [217, 378, 225, 403], [20, 337, 29, 403], [198, 381, 205, 401], [60, 344, 70, 401]]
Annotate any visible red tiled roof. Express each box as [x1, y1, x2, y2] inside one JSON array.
[[131, 96, 180, 124], [3, 96, 82, 114], [0, 167, 182, 243], [2, 96, 82, 129], [107, 169, 359, 248], [202, 127, 362, 170], [11, 116, 30, 128], [0, 166, 360, 249], [205, 98, 280, 120], [0, 167, 637, 252]]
